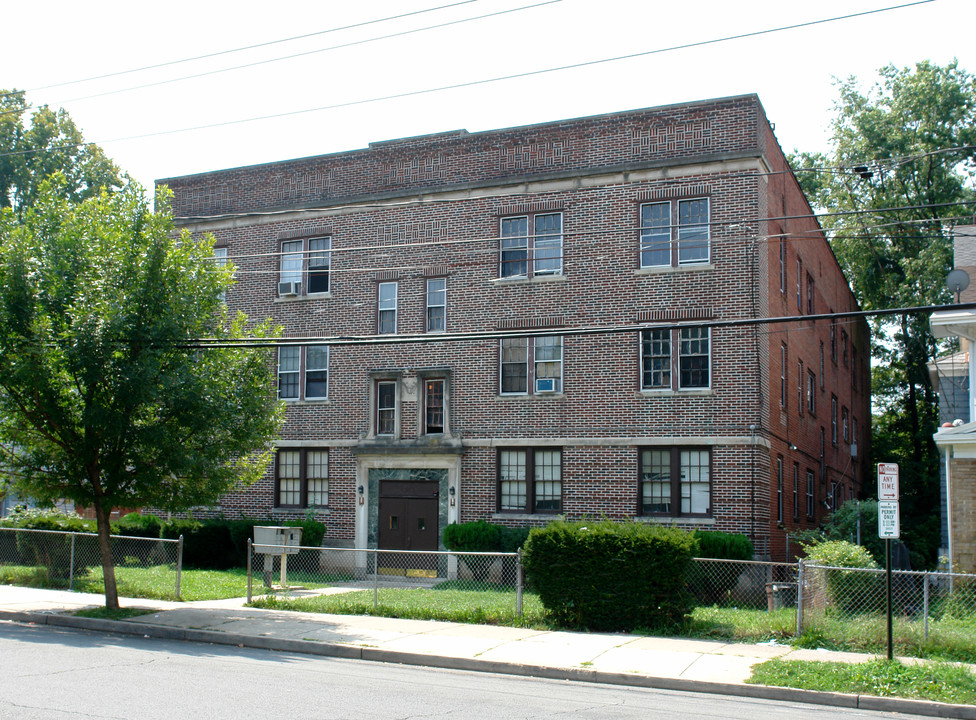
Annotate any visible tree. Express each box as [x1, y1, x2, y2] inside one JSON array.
[[0, 178, 284, 608], [791, 61, 976, 567], [0, 89, 122, 212]]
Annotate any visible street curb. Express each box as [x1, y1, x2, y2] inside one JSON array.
[[2, 609, 974, 719]]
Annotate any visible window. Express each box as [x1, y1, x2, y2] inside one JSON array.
[[777, 456, 784, 524], [378, 282, 397, 334], [842, 406, 850, 444], [424, 379, 445, 434], [500, 336, 563, 395], [819, 342, 825, 390], [278, 236, 331, 296], [639, 447, 711, 516], [830, 317, 837, 363], [639, 198, 710, 267], [275, 448, 328, 508], [851, 347, 858, 390], [831, 395, 838, 445], [376, 380, 397, 435], [806, 469, 815, 518], [806, 371, 816, 415], [497, 448, 561, 513], [426, 278, 446, 332], [780, 343, 788, 408], [277, 345, 329, 401], [640, 327, 711, 391], [841, 329, 849, 366], [214, 246, 228, 301], [796, 258, 803, 312], [797, 360, 804, 415], [500, 212, 562, 278], [806, 273, 815, 315], [793, 463, 799, 519], [779, 240, 787, 293]]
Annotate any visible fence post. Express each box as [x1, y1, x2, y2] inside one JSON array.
[[516, 549, 523, 617], [796, 558, 805, 636], [175, 534, 184, 600], [372, 548, 379, 610], [68, 533, 76, 591], [923, 572, 930, 641], [246, 538, 253, 603]]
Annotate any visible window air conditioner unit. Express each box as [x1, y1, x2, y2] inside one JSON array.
[[278, 281, 301, 297], [850, 442, 858, 459], [536, 378, 556, 393]]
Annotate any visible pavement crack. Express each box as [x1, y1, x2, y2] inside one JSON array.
[[1, 700, 127, 719]]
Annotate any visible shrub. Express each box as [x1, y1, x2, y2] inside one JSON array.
[[687, 531, 755, 606], [114, 513, 163, 539], [1, 507, 97, 580], [521, 520, 698, 631], [804, 539, 882, 614], [162, 517, 326, 570]]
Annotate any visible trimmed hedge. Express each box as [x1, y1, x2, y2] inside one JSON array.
[[521, 520, 698, 631], [694, 530, 754, 560], [442, 520, 530, 583], [686, 530, 755, 606]]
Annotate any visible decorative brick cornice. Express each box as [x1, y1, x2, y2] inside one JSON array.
[[496, 316, 565, 330], [636, 308, 714, 322]]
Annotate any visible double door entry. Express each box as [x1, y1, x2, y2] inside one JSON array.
[[377, 478, 439, 577]]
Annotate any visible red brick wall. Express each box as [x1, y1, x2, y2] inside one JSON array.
[[161, 94, 870, 558]]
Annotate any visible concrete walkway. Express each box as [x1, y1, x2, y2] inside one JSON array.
[[0, 584, 972, 718]]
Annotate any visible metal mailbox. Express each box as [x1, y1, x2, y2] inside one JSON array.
[[253, 526, 302, 555]]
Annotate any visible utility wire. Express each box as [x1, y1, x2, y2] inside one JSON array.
[[176, 300, 971, 349], [0, 1, 484, 98], [0, 0, 935, 157]]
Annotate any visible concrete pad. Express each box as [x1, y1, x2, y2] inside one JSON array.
[[680, 653, 764, 684], [580, 647, 703, 678]]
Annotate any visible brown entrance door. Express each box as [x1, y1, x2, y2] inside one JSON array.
[[377, 480, 439, 576]]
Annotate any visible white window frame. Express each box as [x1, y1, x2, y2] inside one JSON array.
[[278, 236, 331, 297], [277, 345, 329, 402], [375, 379, 398, 436], [426, 278, 446, 333], [639, 198, 710, 268], [378, 281, 398, 334], [499, 212, 563, 279]]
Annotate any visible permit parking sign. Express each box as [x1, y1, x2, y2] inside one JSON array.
[[878, 500, 900, 539]]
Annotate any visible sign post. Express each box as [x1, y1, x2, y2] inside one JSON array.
[[877, 463, 899, 661]]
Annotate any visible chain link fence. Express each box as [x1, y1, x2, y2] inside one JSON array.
[[799, 561, 976, 645], [687, 558, 799, 610], [247, 541, 523, 613], [0, 527, 184, 598]]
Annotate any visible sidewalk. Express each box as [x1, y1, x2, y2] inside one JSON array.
[[0, 584, 972, 719]]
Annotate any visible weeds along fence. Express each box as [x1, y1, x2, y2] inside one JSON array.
[[799, 562, 976, 645], [0, 527, 184, 599], [687, 557, 799, 610], [247, 541, 523, 613]]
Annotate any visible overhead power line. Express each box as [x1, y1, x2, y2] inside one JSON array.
[[0, 0, 934, 159], [176, 300, 972, 350], [0, 1, 484, 98]]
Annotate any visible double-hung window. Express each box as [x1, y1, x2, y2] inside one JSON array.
[[377, 282, 398, 334], [640, 327, 711, 391], [776, 456, 784, 523], [278, 345, 329, 401], [214, 246, 229, 301], [275, 448, 329, 508], [500, 336, 563, 395], [278, 236, 331, 296], [376, 380, 397, 436], [831, 395, 838, 445], [806, 469, 815, 518], [639, 198, 710, 267], [497, 448, 561, 513], [423, 378, 445, 435], [426, 278, 446, 332], [639, 447, 711, 517], [500, 212, 563, 278]]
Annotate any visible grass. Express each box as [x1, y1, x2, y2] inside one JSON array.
[[250, 581, 547, 628], [73, 606, 151, 621], [749, 658, 976, 705]]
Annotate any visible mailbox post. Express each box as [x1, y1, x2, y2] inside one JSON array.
[[254, 526, 303, 589]]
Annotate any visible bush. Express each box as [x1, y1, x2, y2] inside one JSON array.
[[162, 517, 326, 570], [804, 539, 882, 614], [114, 513, 163, 539], [442, 520, 529, 583], [687, 531, 755, 606], [521, 520, 698, 631]]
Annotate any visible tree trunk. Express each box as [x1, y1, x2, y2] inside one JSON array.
[[93, 499, 119, 610]]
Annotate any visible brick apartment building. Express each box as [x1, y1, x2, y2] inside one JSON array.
[[160, 94, 870, 560]]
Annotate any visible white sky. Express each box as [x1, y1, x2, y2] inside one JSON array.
[[3, 0, 974, 193]]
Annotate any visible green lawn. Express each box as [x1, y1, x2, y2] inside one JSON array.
[[749, 658, 976, 705]]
